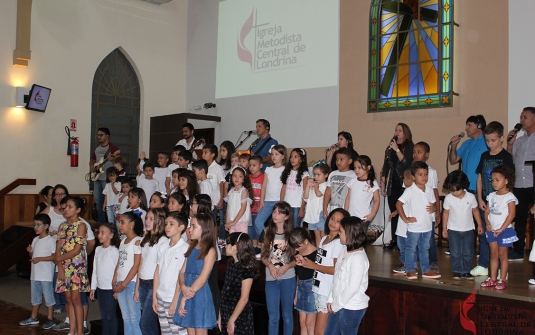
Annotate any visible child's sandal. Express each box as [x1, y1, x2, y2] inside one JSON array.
[[480, 277, 497, 288], [495, 279, 507, 290]]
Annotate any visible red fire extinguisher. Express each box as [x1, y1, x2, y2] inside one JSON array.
[[70, 137, 79, 167]]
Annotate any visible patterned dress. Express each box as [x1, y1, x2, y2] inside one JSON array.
[[56, 219, 90, 293], [220, 261, 255, 335]]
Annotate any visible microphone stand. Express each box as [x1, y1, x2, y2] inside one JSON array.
[[234, 131, 254, 149]]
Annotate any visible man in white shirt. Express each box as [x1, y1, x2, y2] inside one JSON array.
[[507, 107, 535, 261], [175, 122, 204, 152]]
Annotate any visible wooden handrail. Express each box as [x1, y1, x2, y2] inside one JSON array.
[[0, 179, 36, 197]]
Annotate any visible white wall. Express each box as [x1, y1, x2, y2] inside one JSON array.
[[0, 0, 187, 194], [185, 0, 339, 149], [508, 0, 535, 129]]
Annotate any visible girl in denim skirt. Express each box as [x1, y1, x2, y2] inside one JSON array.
[[290, 227, 318, 335]]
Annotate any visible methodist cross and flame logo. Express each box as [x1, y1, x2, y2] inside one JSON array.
[[237, 9, 254, 71], [236, 8, 301, 73], [460, 289, 476, 334]]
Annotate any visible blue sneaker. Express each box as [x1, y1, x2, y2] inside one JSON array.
[[41, 319, 55, 330], [19, 317, 39, 326]]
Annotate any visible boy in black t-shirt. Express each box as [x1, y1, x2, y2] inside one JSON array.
[[471, 121, 514, 276]]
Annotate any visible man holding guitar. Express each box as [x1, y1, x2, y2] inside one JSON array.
[[175, 122, 204, 159], [90, 128, 120, 224]]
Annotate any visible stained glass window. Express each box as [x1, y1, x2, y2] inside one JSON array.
[[369, 0, 454, 112], [91, 48, 140, 175]]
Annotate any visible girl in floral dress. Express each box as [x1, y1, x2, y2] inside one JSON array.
[[55, 196, 89, 335]]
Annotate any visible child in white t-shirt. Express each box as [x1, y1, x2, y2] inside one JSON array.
[[308, 209, 347, 335], [323, 148, 356, 219], [281, 148, 309, 228], [442, 170, 482, 280], [154, 152, 170, 193], [392, 169, 413, 274], [480, 165, 518, 290], [118, 179, 134, 221], [18, 214, 56, 329], [396, 161, 437, 280], [304, 162, 330, 247], [255, 145, 287, 238], [102, 167, 121, 224], [413, 142, 442, 273], [153, 212, 189, 334], [344, 155, 380, 224], [138, 162, 159, 205]]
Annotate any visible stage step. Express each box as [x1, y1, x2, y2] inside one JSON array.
[[0, 225, 34, 275]]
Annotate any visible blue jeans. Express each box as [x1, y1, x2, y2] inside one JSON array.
[[31, 280, 55, 306], [52, 271, 65, 311], [324, 307, 367, 334], [265, 277, 296, 335], [106, 205, 118, 224], [139, 280, 159, 335], [429, 221, 438, 264], [397, 235, 406, 265], [255, 201, 277, 237], [406, 231, 432, 273], [448, 229, 474, 274], [218, 203, 227, 240], [94, 179, 107, 223], [397, 235, 417, 266], [292, 207, 302, 228], [117, 281, 141, 335], [248, 215, 259, 240], [477, 207, 490, 268], [97, 288, 118, 335]]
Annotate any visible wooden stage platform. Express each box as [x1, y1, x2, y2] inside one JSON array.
[[363, 245, 535, 335]]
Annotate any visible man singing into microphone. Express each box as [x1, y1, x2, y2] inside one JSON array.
[[448, 115, 488, 193], [507, 107, 535, 262], [248, 119, 278, 172]]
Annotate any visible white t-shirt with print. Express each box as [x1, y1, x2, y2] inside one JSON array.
[[283, 170, 309, 208], [326, 170, 356, 211], [312, 236, 344, 297], [486, 191, 518, 231], [346, 178, 379, 220], [117, 236, 143, 282]]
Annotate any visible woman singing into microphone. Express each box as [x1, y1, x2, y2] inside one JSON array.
[[326, 131, 359, 171], [380, 123, 414, 250]]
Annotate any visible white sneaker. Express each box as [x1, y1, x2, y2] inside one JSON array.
[[529, 278, 535, 285], [470, 265, 488, 276]]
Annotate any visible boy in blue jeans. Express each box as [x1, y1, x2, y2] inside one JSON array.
[[19, 214, 56, 329], [396, 161, 440, 280]]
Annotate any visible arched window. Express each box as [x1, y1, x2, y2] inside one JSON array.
[[91, 48, 141, 175], [369, 0, 454, 112]]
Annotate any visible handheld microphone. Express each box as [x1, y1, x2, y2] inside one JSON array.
[[328, 143, 339, 150], [449, 132, 465, 143], [387, 136, 398, 152], [507, 123, 522, 142]]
